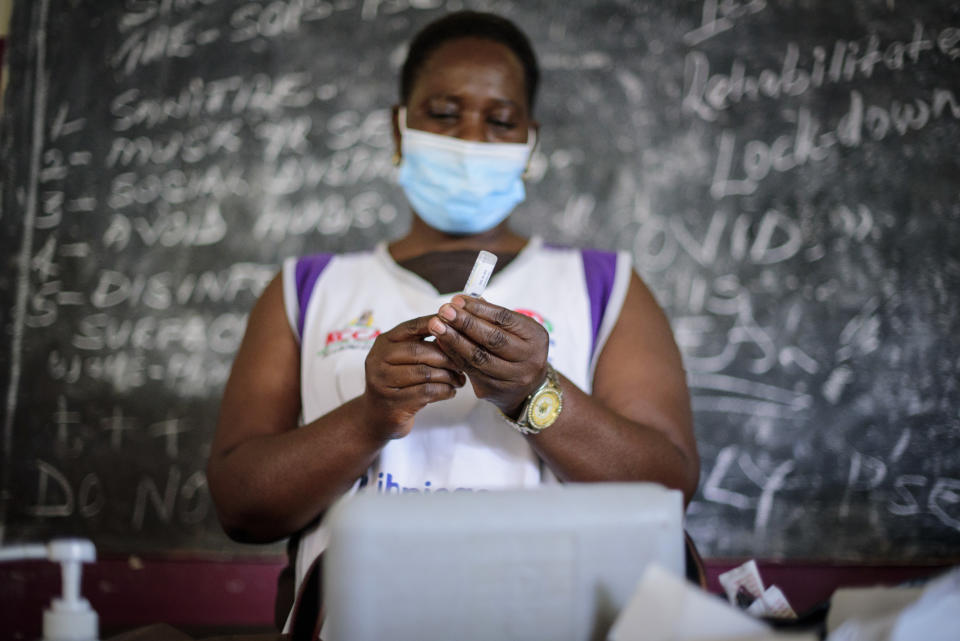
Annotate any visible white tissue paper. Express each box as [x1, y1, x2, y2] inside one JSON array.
[[608, 564, 816, 641], [718, 560, 797, 619], [827, 567, 960, 641]]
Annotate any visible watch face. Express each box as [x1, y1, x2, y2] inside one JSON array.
[[529, 389, 562, 429]]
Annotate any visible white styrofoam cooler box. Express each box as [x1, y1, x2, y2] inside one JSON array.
[[323, 482, 684, 641]]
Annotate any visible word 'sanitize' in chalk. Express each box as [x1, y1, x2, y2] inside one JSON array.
[[463, 250, 497, 297]]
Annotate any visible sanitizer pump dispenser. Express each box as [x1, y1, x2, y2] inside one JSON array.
[[0, 538, 99, 641]]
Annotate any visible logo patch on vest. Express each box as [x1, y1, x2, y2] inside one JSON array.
[[515, 308, 554, 333], [516, 308, 557, 353], [321, 310, 381, 356]]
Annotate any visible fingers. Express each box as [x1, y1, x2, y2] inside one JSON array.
[[430, 318, 511, 379], [362, 314, 472, 438], [382, 334, 463, 371], [439, 296, 544, 344], [376, 362, 467, 390], [368, 314, 467, 390], [386, 314, 440, 342], [428, 296, 548, 386], [431, 296, 546, 359]]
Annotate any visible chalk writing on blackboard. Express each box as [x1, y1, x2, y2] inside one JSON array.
[[1, 0, 958, 560]]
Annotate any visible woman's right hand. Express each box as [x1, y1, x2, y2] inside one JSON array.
[[209, 279, 468, 542], [361, 315, 467, 439]]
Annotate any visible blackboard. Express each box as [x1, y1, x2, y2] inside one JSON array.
[[1, 0, 958, 561]]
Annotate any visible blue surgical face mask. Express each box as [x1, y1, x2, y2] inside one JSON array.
[[396, 107, 536, 235]]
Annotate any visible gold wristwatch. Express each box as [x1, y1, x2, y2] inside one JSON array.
[[503, 364, 564, 435]]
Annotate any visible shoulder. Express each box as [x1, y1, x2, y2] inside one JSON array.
[[284, 253, 336, 301], [281, 249, 380, 340], [530, 242, 633, 366], [537, 242, 630, 276], [537, 241, 631, 306]]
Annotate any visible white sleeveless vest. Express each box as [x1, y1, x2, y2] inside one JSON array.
[[281, 236, 631, 606]]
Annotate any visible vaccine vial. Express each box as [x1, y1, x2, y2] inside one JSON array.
[[463, 251, 497, 297]]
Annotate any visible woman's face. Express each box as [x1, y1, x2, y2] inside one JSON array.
[[396, 36, 535, 145]]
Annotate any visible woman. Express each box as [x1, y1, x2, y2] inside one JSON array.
[[207, 9, 699, 632]]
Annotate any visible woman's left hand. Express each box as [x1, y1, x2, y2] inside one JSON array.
[[428, 295, 549, 417]]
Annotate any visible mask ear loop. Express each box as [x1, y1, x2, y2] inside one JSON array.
[[522, 128, 538, 180], [393, 107, 408, 166]]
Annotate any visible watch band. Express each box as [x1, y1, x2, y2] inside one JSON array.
[[500, 364, 564, 435]]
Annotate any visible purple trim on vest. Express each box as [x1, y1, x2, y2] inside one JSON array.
[[295, 254, 334, 338], [581, 249, 618, 359]]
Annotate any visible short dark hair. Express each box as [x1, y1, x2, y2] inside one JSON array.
[[400, 11, 540, 112]]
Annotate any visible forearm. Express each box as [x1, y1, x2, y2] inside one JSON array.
[[525, 375, 699, 504], [207, 396, 389, 542]]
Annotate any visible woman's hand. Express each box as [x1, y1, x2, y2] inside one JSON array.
[[428, 295, 549, 417], [362, 314, 467, 439]]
